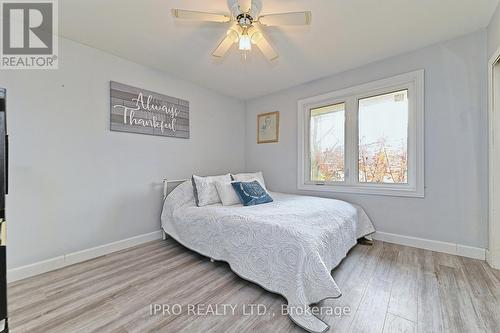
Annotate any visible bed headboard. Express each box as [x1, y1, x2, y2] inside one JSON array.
[[163, 178, 189, 199]]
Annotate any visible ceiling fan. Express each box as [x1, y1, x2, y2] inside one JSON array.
[[171, 0, 312, 61]]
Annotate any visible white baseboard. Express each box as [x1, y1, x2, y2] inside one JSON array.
[[7, 230, 163, 282], [372, 231, 486, 260], [6, 230, 487, 282]]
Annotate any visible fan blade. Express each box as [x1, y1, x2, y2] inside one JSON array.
[[255, 36, 278, 61], [228, 0, 261, 17], [238, 0, 252, 13], [171, 9, 231, 23], [227, 0, 239, 16], [249, 26, 279, 61], [212, 28, 239, 57], [249, 0, 262, 18], [258, 11, 312, 26]]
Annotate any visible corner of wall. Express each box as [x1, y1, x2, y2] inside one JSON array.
[[487, 1, 500, 58]]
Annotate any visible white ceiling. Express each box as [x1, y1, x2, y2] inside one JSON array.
[[60, 0, 499, 100]]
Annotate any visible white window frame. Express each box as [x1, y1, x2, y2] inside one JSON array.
[[298, 70, 424, 197]]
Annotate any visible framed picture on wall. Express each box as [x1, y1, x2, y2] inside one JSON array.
[[257, 111, 280, 144]]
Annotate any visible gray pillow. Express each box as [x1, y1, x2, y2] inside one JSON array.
[[192, 174, 231, 207], [231, 171, 267, 190]]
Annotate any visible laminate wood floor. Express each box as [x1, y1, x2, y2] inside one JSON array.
[[7, 239, 500, 333]]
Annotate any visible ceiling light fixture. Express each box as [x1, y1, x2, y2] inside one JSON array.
[[239, 29, 252, 51]]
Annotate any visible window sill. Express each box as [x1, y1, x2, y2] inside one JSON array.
[[297, 183, 424, 198]]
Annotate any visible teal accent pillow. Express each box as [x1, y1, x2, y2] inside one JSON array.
[[231, 181, 273, 206]]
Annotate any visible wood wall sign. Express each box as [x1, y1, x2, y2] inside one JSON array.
[[110, 81, 189, 139]]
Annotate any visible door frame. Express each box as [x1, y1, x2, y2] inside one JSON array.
[[488, 46, 500, 269]]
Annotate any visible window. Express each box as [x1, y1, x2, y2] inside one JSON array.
[[310, 103, 345, 182], [358, 90, 408, 184], [298, 71, 424, 197]]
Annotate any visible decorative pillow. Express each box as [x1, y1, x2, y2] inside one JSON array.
[[214, 181, 241, 206], [192, 174, 231, 207], [231, 181, 273, 206], [232, 171, 267, 190]]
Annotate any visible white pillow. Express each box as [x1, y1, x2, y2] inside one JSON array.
[[232, 171, 267, 190], [214, 181, 241, 206], [192, 174, 231, 207]]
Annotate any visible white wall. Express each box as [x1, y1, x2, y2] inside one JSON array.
[[245, 31, 488, 249], [2, 37, 246, 268], [488, 2, 500, 59], [3, 21, 494, 270]]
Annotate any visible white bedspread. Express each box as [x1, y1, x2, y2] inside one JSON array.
[[161, 181, 375, 332]]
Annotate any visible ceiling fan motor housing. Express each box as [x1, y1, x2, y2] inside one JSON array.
[[237, 13, 253, 28]]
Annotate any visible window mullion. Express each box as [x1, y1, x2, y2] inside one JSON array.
[[344, 97, 358, 185]]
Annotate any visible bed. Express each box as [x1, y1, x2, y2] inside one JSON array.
[[161, 180, 375, 333]]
